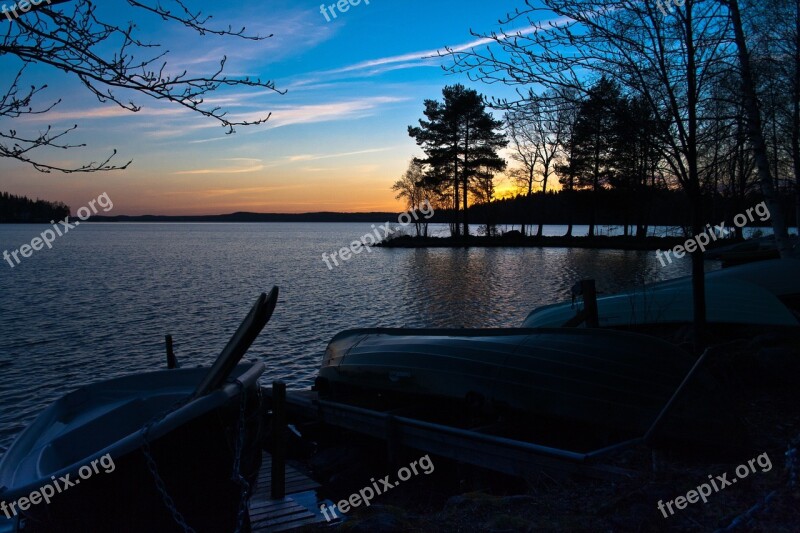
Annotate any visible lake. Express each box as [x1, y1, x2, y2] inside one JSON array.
[[0, 222, 699, 455]]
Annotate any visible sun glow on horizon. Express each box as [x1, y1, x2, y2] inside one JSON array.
[[0, 1, 541, 215]]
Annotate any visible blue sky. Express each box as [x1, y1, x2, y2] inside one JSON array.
[[0, 0, 539, 215]]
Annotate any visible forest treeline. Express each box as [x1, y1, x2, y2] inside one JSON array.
[[0, 192, 70, 223], [393, 1, 800, 255], [397, 76, 798, 240], [456, 189, 794, 234]]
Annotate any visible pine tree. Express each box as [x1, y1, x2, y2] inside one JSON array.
[[409, 85, 507, 237]]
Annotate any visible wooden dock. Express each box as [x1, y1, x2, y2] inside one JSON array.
[[249, 454, 325, 532]]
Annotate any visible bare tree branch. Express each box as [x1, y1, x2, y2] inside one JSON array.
[[0, 0, 282, 173]]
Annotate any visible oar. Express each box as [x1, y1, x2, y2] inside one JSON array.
[[192, 287, 279, 398]]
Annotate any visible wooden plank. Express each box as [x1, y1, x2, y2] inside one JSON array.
[[286, 479, 316, 488], [247, 452, 325, 532], [250, 503, 310, 522], [253, 480, 319, 498], [269, 519, 325, 533], [253, 466, 319, 497], [249, 498, 297, 509], [250, 504, 321, 532], [250, 499, 302, 513], [252, 508, 316, 529]]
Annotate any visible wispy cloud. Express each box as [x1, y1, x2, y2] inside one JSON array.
[[294, 18, 567, 84], [173, 158, 264, 175], [161, 185, 306, 197], [287, 147, 394, 162], [24, 105, 187, 122], [165, 9, 336, 70], [231, 96, 408, 129], [196, 89, 286, 107]]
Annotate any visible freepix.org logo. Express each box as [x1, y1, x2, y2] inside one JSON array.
[[319, 0, 370, 22], [1, 454, 116, 519], [2, 0, 51, 22], [3, 192, 113, 269]]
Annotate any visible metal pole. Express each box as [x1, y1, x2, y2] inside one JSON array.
[[581, 279, 600, 327], [165, 335, 178, 369]]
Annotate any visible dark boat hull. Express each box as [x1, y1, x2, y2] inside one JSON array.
[[317, 328, 748, 453], [0, 364, 264, 533]]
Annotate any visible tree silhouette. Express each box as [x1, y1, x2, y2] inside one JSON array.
[[1, 0, 282, 173], [392, 160, 431, 237], [563, 77, 623, 238], [443, 0, 742, 347], [408, 84, 506, 238]]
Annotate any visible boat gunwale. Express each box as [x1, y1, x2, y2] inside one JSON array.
[[0, 361, 265, 502]]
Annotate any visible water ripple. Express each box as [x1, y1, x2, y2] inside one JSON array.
[[0, 223, 693, 455]]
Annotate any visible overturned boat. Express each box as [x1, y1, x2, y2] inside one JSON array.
[[521, 259, 800, 329], [691, 258, 800, 311], [703, 235, 798, 266], [316, 328, 748, 453], [0, 288, 278, 533]]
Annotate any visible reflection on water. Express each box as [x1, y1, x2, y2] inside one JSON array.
[[0, 223, 699, 454], [399, 246, 692, 328]]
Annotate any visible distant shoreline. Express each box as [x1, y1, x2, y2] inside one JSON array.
[[67, 212, 401, 223], [0, 211, 780, 230]]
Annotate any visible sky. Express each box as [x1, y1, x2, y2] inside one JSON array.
[[0, 0, 541, 215]]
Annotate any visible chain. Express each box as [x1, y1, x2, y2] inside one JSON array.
[[140, 395, 198, 533], [230, 379, 251, 533], [140, 381, 255, 533], [10, 378, 256, 533]]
